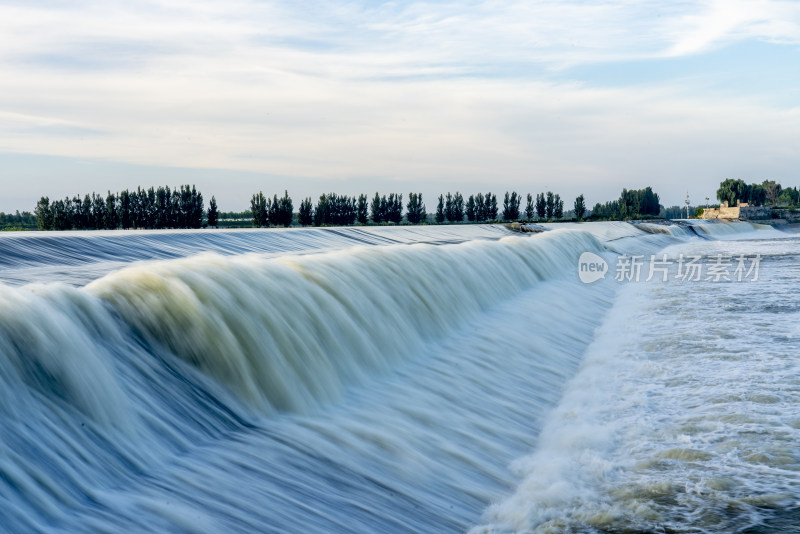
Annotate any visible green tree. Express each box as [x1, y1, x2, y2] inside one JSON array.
[[146, 187, 157, 228], [386, 193, 403, 223], [536, 193, 546, 219], [502, 191, 520, 221], [380, 195, 388, 222], [435, 194, 445, 223], [762, 180, 782, 206], [640, 186, 660, 216], [69, 195, 82, 229], [51, 198, 72, 230], [169, 187, 181, 227], [574, 194, 586, 220], [34, 197, 53, 230], [502, 192, 511, 220], [105, 191, 118, 229], [128, 188, 141, 228], [91, 193, 106, 229], [406, 192, 425, 224], [191, 186, 204, 229], [163, 186, 173, 227], [525, 193, 534, 220], [207, 196, 219, 227], [474, 192, 485, 221], [331, 194, 356, 225], [487, 193, 498, 221], [777, 187, 799, 206], [443, 193, 453, 222], [465, 195, 477, 222], [746, 183, 766, 206], [370, 192, 383, 223], [250, 192, 268, 227], [78, 194, 91, 229], [554, 194, 564, 219], [545, 191, 555, 219], [269, 194, 279, 225], [452, 191, 464, 222], [356, 194, 368, 224], [275, 190, 293, 227], [314, 194, 329, 226], [155, 187, 167, 228], [299, 197, 313, 226], [716, 178, 748, 206], [120, 190, 132, 229]]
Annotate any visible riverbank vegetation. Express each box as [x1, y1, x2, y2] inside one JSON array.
[[588, 187, 661, 220], [25, 184, 678, 230], [717, 178, 800, 207], [34, 185, 206, 230], [0, 211, 37, 230]]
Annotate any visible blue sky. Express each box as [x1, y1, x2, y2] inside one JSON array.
[[1, 0, 799, 212]]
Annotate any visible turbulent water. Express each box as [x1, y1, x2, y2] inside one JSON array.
[[0, 221, 797, 533]]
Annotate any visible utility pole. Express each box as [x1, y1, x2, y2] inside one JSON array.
[[685, 192, 690, 218]]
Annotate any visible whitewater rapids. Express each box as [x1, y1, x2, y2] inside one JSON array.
[[0, 221, 797, 533]]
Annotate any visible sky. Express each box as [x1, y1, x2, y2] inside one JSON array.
[[1, 0, 799, 213]]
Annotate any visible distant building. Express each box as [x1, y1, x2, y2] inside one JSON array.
[[701, 201, 740, 219]]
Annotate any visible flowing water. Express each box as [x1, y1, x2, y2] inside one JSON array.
[[0, 221, 797, 533]]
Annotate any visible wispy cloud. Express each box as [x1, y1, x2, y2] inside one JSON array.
[[0, 0, 798, 210], [664, 0, 800, 57], [4, 1, 796, 78]]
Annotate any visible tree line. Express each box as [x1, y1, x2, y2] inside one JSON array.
[[34, 185, 218, 230], [717, 178, 799, 207], [27, 184, 667, 230], [663, 205, 700, 219], [246, 189, 588, 227], [250, 190, 293, 227], [0, 211, 37, 231], [298, 192, 406, 227], [589, 187, 661, 219]]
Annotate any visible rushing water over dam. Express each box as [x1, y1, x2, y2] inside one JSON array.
[[0, 221, 798, 533]]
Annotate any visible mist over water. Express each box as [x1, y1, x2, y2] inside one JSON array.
[[0, 221, 797, 532]]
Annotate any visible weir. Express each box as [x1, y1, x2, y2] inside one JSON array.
[[474, 225, 799, 533], [0, 220, 786, 533]]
